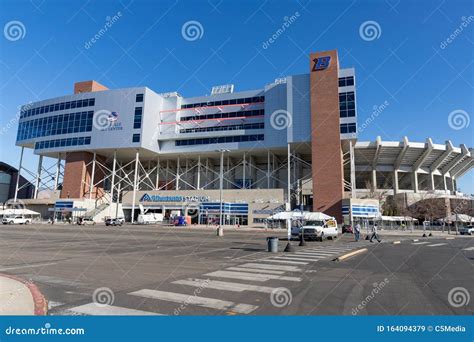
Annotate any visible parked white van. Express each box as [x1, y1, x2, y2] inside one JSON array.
[[137, 213, 164, 225]]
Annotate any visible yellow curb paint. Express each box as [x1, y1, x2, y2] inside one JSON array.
[[335, 248, 368, 261]]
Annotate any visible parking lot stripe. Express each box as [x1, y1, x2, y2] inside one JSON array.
[[261, 259, 308, 265], [427, 243, 448, 247], [272, 256, 320, 262], [226, 267, 285, 275], [173, 278, 277, 293], [239, 263, 301, 271], [412, 242, 430, 245], [0, 262, 58, 272], [129, 289, 258, 314], [66, 303, 161, 316], [463, 246, 474, 251], [205, 270, 301, 282]]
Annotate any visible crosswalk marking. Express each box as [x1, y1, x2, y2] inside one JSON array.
[[173, 278, 277, 294], [66, 303, 161, 316], [427, 243, 447, 247], [206, 270, 301, 282], [412, 242, 430, 245], [239, 263, 301, 272], [261, 259, 308, 265], [226, 267, 285, 275], [463, 246, 474, 251], [294, 252, 336, 257], [272, 256, 320, 262], [129, 289, 257, 314]]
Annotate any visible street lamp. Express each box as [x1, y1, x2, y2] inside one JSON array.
[[216, 149, 230, 235]]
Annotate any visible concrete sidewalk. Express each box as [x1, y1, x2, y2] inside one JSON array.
[[0, 273, 47, 315]]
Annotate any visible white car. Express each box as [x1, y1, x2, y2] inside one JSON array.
[[291, 219, 339, 241], [2, 215, 31, 225], [459, 226, 474, 235]]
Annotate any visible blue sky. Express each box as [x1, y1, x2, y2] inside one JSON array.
[[0, 0, 473, 193]]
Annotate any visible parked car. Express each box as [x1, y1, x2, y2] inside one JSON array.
[[105, 218, 124, 226], [77, 217, 95, 225], [137, 213, 163, 225], [2, 215, 30, 225], [459, 226, 474, 235], [291, 218, 339, 241], [342, 224, 353, 234]]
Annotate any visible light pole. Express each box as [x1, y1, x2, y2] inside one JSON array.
[[217, 149, 229, 235]]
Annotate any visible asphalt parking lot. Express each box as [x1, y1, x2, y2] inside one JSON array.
[[0, 223, 472, 315]]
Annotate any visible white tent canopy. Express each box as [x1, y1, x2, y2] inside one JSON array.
[[438, 214, 474, 223], [267, 211, 333, 221], [0, 208, 41, 216], [380, 216, 418, 222]]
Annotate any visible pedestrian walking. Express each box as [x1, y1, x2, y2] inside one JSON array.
[[370, 223, 381, 243], [354, 222, 361, 242]]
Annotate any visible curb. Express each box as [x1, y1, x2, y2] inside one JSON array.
[[334, 248, 368, 261], [0, 273, 48, 315]]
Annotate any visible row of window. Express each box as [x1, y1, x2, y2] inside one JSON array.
[[339, 91, 356, 118], [181, 96, 264, 109], [17, 111, 94, 141], [136, 94, 143, 102], [35, 136, 91, 150], [338, 76, 354, 87], [176, 134, 264, 146], [179, 122, 264, 134], [340, 123, 357, 134], [20, 98, 95, 119], [181, 109, 264, 122], [133, 107, 143, 129]]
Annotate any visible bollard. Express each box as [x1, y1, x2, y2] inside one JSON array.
[[217, 227, 224, 237], [299, 232, 306, 246], [267, 237, 279, 253], [284, 242, 294, 252]]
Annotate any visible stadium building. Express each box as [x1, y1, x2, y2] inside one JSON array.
[[13, 50, 473, 224]]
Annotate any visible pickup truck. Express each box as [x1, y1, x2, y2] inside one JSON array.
[[2, 215, 31, 225], [291, 218, 339, 241]]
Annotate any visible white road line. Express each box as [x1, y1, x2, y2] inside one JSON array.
[[0, 262, 58, 271], [129, 289, 257, 314], [226, 267, 284, 275], [48, 301, 64, 309], [173, 278, 277, 293], [206, 270, 301, 282], [412, 242, 430, 245], [272, 256, 320, 262], [294, 252, 336, 257], [67, 303, 161, 316], [427, 243, 447, 247], [261, 259, 308, 265], [239, 263, 301, 271], [463, 246, 474, 251]]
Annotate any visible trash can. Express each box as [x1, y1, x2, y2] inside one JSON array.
[[267, 236, 279, 253]]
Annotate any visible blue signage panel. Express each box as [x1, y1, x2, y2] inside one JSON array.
[[312, 56, 331, 71]]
